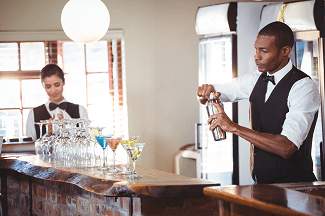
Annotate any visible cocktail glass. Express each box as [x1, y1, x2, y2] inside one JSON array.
[[105, 137, 123, 174], [95, 135, 112, 170], [121, 143, 145, 179], [120, 136, 139, 175]]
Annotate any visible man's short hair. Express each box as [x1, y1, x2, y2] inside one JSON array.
[[258, 21, 294, 49]]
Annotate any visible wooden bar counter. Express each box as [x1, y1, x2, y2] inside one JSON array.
[[0, 154, 220, 215], [204, 183, 325, 216], [2, 154, 325, 215]]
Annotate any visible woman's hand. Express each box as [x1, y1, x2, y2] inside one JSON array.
[[57, 110, 65, 120], [48, 111, 64, 135], [47, 116, 54, 135]]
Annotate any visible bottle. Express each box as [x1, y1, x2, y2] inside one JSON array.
[[206, 92, 226, 141]]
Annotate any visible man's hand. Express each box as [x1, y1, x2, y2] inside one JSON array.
[[208, 101, 297, 159], [207, 101, 236, 133], [197, 84, 221, 105]]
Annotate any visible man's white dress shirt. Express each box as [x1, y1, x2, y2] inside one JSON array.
[[213, 60, 321, 149]]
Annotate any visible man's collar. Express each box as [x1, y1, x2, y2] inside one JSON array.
[[266, 59, 292, 85]]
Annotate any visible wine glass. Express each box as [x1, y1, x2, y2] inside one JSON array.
[[105, 136, 123, 174], [120, 136, 139, 175], [121, 143, 145, 179], [41, 119, 52, 161], [34, 122, 45, 157], [95, 135, 112, 170]]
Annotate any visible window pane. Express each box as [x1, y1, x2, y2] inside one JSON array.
[[88, 104, 114, 135], [0, 43, 19, 71], [23, 108, 31, 137], [20, 42, 45, 70], [0, 110, 21, 138], [87, 73, 113, 134], [22, 79, 47, 108], [0, 80, 20, 108], [87, 73, 111, 105], [62, 42, 85, 74], [86, 41, 108, 72], [64, 74, 87, 107]]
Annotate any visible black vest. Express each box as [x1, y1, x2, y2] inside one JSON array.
[[33, 102, 80, 139], [249, 66, 317, 183]]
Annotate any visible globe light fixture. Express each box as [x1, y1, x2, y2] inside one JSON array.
[[61, 0, 110, 44]]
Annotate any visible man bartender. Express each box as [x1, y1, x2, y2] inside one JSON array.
[[197, 21, 321, 184]]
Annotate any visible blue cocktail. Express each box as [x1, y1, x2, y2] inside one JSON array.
[[95, 135, 111, 170]]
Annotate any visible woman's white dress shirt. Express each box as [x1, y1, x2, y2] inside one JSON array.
[[25, 98, 88, 141]]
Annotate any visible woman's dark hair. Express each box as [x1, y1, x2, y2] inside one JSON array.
[[41, 64, 65, 83], [258, 21, 294, 50]]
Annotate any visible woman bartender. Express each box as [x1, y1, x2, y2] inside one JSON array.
[[25, 64, 88, 141]]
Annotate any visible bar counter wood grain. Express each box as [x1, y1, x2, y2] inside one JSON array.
[[204, 184, 325, 216], [0, 154, 220, 198]]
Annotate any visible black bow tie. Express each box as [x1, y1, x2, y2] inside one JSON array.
[[263, 75, 275, 85], [49, 102, 68, 111]]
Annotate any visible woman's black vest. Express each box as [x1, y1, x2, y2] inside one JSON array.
[[249, 66, 318, 183], [33, 102, 80, 139]]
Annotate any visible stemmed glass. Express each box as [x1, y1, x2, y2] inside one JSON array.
[[121, 143, 145, 179], [120, 136, 139, 175], [105, 136, 123, 175], [52, 119, 64, 166], [34, 121, 45, 157], [90, 127, 105, 168], [41, 119, 52, 161], [95, 135, 112, 170]]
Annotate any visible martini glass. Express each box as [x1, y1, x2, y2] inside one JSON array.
[[95, 135, 112, 170], [120, 136, 139, 175], [121, 143, 145, 179], [105, 137, 123, 174]]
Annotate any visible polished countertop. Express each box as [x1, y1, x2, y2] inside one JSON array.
[[0, 154, 220, 198], [204, 183, 325, 216]]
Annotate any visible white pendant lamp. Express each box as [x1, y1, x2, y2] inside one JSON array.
[[61, 0, 110, 44]]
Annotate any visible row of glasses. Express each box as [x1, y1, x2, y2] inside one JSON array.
[[35, 118, 101, 168], [94, 135, 145, 179], [34, 118, 146, 179]]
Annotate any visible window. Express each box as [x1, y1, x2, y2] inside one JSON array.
[[0, 39, 128, 140]]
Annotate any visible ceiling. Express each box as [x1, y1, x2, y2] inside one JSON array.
[[217, 0, 309, 3]]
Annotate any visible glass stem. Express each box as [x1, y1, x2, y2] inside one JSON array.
[[112, 150, 116, 171], [132, 161, 136, 174], [102, 148, 106, 168], [39, 124, 43, 139], [126, 156, 130, 170]]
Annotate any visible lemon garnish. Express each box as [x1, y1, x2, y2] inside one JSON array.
[[90, 128, 100, 140]]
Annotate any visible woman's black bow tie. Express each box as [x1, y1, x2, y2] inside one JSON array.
[[263, 75, 275, 85], [49, 102, 68, 111]]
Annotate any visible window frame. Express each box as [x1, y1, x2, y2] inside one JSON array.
[[0, 30, 128, 139]]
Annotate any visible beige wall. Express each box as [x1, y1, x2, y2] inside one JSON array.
[[0, 0, 217, 173]]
